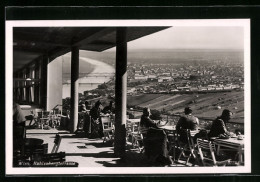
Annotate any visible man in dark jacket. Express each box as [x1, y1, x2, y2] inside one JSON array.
[[208, 109, 232, 138]]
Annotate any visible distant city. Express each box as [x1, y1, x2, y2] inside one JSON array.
[[76, 49, 244, 96], [126, 59, 244, 95]]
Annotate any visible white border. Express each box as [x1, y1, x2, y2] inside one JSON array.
[[6, 19, 251, 175]]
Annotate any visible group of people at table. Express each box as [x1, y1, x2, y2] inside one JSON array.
[[140, 106, 235, 138], [139, 106, 243, 166]]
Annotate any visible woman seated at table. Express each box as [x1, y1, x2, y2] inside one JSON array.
[[140, 108, 168, 132], [140, 108, 172, 166], [208, 109, 232, 138]]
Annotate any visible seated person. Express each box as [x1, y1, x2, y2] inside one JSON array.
[[13, 102, 26, 127], [89, 100, 104, 138], [208, 109, 232, 138], [13, 102, 26, 153], [102, 101, 115, 114], [140, 107, 168, 141], [85, 101, 92, 110], [176, 107, 199, 143], [139, 108, 172, 166], [78, 101, 87, 112], [140, 108, 163, 130]]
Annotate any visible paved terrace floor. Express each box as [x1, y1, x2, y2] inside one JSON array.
[[26, 128, 190, 167]]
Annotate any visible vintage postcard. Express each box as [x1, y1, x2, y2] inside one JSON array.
[[6, 19, 250, 175]]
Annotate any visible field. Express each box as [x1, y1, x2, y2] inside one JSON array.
[[127, 91, 244, 123]]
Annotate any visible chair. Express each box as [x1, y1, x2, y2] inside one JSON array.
[[101, 116, 114, 143], [144, 128, 172, 166], [131, 126, 146, 152], [38, 111, 50, 129], [197, 138, 231, 166], [26, 108, 42, 128], [176, 129, 198, 166], [77, 112, 86, 130], [50, 109, 61, 128], [25, 110, 35, 127], [165, 130, 179, 161], [51, 134, 62, 153]]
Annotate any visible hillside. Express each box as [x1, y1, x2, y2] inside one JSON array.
[[127, 91, 244, 123]]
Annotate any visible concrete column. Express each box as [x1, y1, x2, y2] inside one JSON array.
[[34, 60, 40, 105], [114, 27, 127, 158], [70, 46, 79, 133], [40, 55, 48, 110]]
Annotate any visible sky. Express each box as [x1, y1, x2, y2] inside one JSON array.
[[107, 26, 244, 51]]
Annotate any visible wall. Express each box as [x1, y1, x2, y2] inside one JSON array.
[[47, 57, 63, 111]]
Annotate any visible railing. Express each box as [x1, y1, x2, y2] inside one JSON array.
[[159, 114, 244, 133], [127, 111, 244, 134]]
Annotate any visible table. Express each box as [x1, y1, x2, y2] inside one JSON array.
[[159, 125, 175, 131], [213, 136, 244, 164], [126, 118, 140, 124], [159, 126, 199, 137]]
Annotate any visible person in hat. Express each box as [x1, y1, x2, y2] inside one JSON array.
[[208, 109, 233, 138]]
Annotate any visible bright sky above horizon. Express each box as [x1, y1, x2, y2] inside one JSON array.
[[107, 26, 244, 51]]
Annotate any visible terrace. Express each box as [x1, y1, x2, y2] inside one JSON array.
[[11, 26, 245, 171]]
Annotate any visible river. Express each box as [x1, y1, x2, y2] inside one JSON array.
[[62, 57, 115, 98]]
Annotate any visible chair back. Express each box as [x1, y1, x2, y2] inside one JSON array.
[[101, 116, 113, 130], [34, 108, 43, 116], [165, 129, 179, 145], [53, 108, 61, 115], [197, 138, 217, 166], [178, 129, 195, 148], [145, 128, 168, 158], [37, 111, 50, 118], [51, 134, 62, 153]]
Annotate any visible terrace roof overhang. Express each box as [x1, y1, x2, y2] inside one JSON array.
[[13, 26, 170, 158], [13, 27, 169, 73]]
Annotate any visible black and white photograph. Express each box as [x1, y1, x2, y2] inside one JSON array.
[[6, 19, 250, 175]]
